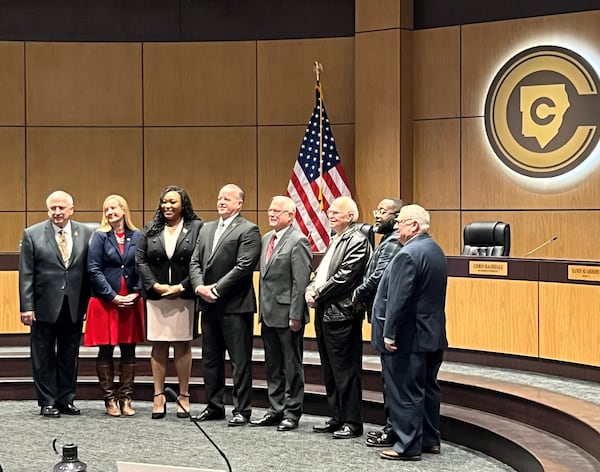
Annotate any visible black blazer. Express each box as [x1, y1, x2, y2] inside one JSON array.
[[189, 215, 261, 314], [135, 219, 203, 300]]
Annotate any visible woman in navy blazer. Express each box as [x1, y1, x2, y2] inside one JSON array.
[[84, 195, 145, 417]]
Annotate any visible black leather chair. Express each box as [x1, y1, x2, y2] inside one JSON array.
[[356, 223, 375, 249], [462, 221, 510, 256]]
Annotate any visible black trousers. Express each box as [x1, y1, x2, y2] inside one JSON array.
[[30, 298, 82, 406], [201, 309, 253, 417], [315, 314, 363, 428], [261, 323, 305, 420]]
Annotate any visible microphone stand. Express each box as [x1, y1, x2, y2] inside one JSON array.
[[524, 236, 558, 257], [164, 387, 232, 472]]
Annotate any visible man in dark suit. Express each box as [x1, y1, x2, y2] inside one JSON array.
[[19, 190, 93, 417], [371, 204, 448, 461], [305, 196, 371, 439], [353, 197, 404, 446], [189, 183, 261, 426], [250, 196, 312, 431]]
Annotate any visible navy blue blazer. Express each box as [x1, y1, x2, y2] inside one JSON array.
[[88, 228, 141, 302], [371, 233, 448, 354]]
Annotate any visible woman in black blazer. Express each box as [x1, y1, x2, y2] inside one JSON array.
[[136, 186, 202, 419], [84, 195, 145, 417]]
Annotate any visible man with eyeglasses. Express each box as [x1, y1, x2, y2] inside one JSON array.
[[250, 196, 312, 431], [352, 198, 404, 447], [371, 204, 448, 461], [305, 196, 371, 439]]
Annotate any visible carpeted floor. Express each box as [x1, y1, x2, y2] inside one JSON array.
[[0, 400, 515, 472]]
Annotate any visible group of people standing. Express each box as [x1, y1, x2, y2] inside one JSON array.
[[18, 184, 448, 462]]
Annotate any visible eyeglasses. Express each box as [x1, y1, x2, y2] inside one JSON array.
[[396, 218, 414, 226], [327, 209, 352, 217], [373, 208, 396, 217], [267, 209, 291, 215]]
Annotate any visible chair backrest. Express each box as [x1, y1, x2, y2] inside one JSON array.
[[462, 221, 510, 256], [355, 222, 375, 249]]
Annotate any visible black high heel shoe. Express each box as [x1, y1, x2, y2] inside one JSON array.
[[176, 393, 191, 418], [151, 392, 167, 419]]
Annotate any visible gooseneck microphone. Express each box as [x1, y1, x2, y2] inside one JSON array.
[[164, 387, 232, 472], [524, 236, 558, 257]]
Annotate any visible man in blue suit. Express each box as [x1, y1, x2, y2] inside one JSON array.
[[371, 204, 448, 461], [19, 190, 93, 417]]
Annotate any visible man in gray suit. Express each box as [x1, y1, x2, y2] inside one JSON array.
[[19, 190, 93, 417], [249, 196, 312, 431], [190, 183, 261, 426]]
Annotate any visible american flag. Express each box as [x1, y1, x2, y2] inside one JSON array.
[[287, 84, 352, 252]]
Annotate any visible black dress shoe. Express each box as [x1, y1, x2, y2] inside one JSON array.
[[312, 420, 341, 433], [227, 413, 249, 427], [191, 408, 225, 422], [40, 406, 60, 417], [277, 418, 298, 431], [422, 444, 441, 454], [249, 413, 282, 427], [365, 432, 395, 447], [57, 403, 80, 415], [332, 424, 363, 439]]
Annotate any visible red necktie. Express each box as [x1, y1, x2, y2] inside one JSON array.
[[265, 234, 277, 263]]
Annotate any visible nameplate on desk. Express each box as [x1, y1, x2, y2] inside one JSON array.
[[568, 265, 600, 282], [468, 261, 508, 276]]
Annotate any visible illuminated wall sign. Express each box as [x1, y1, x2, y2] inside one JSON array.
[[485, 46, 600, 178]]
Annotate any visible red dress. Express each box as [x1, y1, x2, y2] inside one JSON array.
[[84, 232, 145, 346]]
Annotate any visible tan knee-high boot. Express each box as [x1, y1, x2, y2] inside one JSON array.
[[97, 363, 121, 417], [118, 363, 136, 416]]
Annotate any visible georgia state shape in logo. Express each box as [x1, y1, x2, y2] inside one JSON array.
[[484, 46, 600, 178]]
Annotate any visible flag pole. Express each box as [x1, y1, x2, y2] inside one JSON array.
[[314, 61, 324, 209]]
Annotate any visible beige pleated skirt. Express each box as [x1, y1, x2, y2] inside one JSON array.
[[146, 298, 195, 342]]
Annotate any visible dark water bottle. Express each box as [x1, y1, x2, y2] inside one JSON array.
[[53, 443, 87, 471]]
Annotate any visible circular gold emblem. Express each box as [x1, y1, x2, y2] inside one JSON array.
[[485, 46, 600, 177]]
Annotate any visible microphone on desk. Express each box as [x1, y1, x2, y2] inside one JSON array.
[[164, 387, 232, 472], [524, 236, 558, 257]]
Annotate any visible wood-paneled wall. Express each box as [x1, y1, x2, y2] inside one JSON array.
[[412, 10, 600, 260], [0, 38, 355, 251]]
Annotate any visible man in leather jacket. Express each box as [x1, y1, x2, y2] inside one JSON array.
[[305, 196, 371, 439]]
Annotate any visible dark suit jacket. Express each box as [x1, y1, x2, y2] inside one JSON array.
[[371, 233, 448, 354], [135, 219, 203, 300], [189, 215, 261, 314], [19, 220, 93, 323], [354, 231, 402, 319], [88, 228, 141, 301], [259, 226, 312, 328]]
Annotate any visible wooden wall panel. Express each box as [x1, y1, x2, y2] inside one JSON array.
[[413, 27, 460, 120], [428, 210, 461, 257], [26, 43, 142, 126], [144, 42, 256, 126], [446, 278, 539, 356], [0, 272, 26, 334], [257, 37, 354, 125], [0, 128, 25, 211], [0, 213, 26, 253], [355, 0, 401, 32], [539, 282, 600, 366], [461, 10, 600, 117], [26, 128, 143, 211], [413, 119, 460, 209], [144, 127, 257, 212], [355, 29, 401, 215], [0, 42, 24, 125], [461, 118, 600, 210], [462, 210, 600, 261]]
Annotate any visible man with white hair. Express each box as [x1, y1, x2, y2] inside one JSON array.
[[305, 196, 372, 439], [371, 204, 448, 461]]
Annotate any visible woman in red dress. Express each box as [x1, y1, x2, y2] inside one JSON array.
[[84, 195, 145, 417]]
